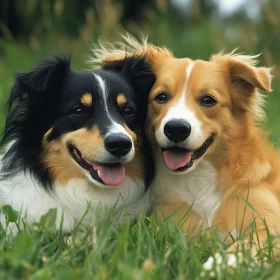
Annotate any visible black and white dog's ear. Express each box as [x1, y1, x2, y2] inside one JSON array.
[[102, 56, 156, 95], [124, 56, 156, 96], [1, 56, 71, 147], [15, 56, 70, 94], [102, 56, 156, 124]]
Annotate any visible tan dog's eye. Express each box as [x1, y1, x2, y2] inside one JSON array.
[[154, 92, 169, 104], [199, 95, 217, 107]]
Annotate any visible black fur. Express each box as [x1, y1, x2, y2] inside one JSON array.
[[102, 57, 156, 186], [102, 56, 154, 125], [0, 55, 155, 190]]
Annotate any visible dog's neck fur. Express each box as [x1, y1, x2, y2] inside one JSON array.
[[210, 123, 276, 193], [151, 144, 222, 227], [151, 122, 278, 228], [0, 159, 148, 233]]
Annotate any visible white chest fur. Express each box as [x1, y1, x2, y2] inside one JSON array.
[[0, 170, 148, 232], [152, 154, 223, 227]]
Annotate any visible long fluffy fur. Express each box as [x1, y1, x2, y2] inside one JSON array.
[[89, 33, 172, 69], [0, 54, 155, 233], [90, 33, 280, 258]]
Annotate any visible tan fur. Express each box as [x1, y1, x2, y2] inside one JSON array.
[[154, 200, 202, 235], [80, 93, 93, 107], [91, 34, 280, 256], [42, 126, 104, 184], [42, 124, 143, 184], [123, 125, 142, 180], [90, 33, 172, 70], [124, 142, 144, 181], [116, 93, 127, 107], [147, 58, 196, 141], [123, 124, 137, 142]]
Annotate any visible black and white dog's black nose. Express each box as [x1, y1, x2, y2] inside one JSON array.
[[164, 119, 191, 143], [105, 133, 132, 157]]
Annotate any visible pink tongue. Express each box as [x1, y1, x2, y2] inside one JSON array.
[[83, 157, 125, 186], [98, 165, 125, 186], [162, 150, 192, 171]]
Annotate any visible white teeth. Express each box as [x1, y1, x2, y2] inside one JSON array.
[[97, 170, 101, 178]]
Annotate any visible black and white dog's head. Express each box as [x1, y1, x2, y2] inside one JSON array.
[[1, 56, 155, 190]]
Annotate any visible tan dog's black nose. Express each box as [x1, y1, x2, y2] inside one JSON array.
[[164, 119, 191, 143], [105, 134, 132, 157]]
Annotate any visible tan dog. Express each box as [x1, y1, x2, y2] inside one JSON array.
[[91, 34, 280, 255]]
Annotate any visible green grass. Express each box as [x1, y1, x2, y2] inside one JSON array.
[[1, 207, 280, 280], [1, 38, 280, 279]]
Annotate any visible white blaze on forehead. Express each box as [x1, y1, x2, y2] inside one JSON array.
[[186, 61, 194, 81], [93, 73, 111, 121], [94, 73, 107, 97], [106, 123, 129, 137], [93, 73, 131, 138], [159, 61, 201, 142]]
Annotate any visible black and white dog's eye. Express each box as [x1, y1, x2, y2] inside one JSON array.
[[71, 106, 86, 116], [199, 95, 217, 107], [123, 106, 135, 117], [154, 92, 169, 103]]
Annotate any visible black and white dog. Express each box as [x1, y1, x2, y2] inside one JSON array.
[[0, 55, 155, 232]]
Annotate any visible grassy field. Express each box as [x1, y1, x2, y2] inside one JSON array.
[[2, 208, 280, 280], [0, 35, 280, 279]]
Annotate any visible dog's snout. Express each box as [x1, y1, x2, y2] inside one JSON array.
[[164, 119, 191, 142], [105, 133, 132, 157]]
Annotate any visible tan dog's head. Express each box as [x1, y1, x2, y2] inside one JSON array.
[[92, 34, 272, 174]]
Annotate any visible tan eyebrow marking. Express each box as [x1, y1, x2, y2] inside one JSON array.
[[116, 94, 127, 106], [80, 93, 92, 107]]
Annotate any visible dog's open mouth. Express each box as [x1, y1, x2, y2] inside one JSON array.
[[69, 145, 125, 186], [161, 134, 215, 172]]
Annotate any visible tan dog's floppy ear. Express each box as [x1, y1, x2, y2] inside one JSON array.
[[211, 52, 273, 93], [229, 59, 272, 92]]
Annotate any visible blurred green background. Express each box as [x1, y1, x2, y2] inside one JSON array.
[[0, 0, 279, 143]]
